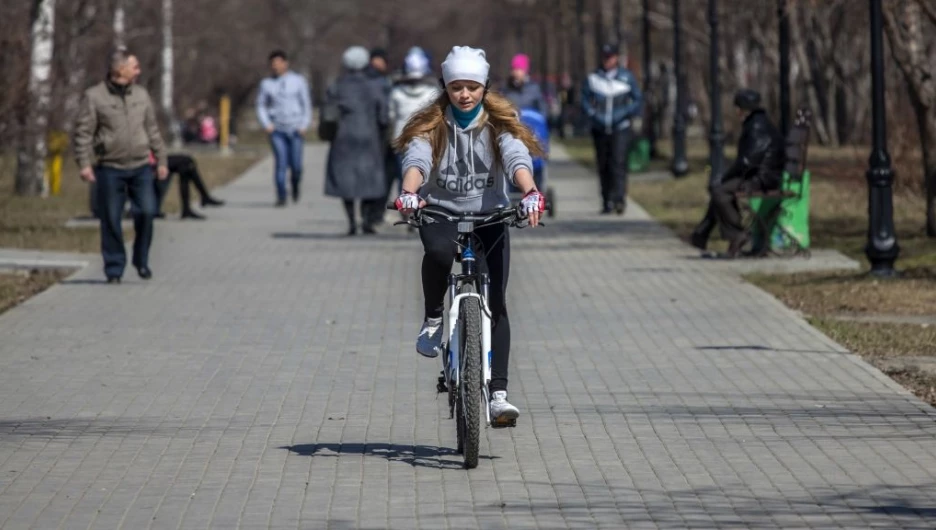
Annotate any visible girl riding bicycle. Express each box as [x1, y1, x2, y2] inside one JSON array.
[[393, 46, 545, 422]]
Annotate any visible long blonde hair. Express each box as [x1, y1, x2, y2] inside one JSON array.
[[393, 90, 545, 171]]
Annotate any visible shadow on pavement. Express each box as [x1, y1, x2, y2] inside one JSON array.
[[271, 232, 415, 242], [695, 345, 843, 354], [281, 442, 498, 469]]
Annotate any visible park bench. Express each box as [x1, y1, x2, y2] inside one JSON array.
[[735, 107, 813, 257]]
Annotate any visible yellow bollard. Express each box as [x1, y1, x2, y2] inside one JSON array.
[[219, 94, 231, 155], [46, 130, 69, 196]]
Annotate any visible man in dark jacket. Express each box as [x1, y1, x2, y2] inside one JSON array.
[[691, 89, 785, 257], [581, 43, 643, 214]]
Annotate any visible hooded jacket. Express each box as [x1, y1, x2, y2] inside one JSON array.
[[389, 80, 440, 140], [402, 106, 533, 213]]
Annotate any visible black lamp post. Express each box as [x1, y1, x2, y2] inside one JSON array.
[[865, 0, 899, 275], [707, 0, 724, 187], [778, 0, 791, 137], [671, 0, 689, 177]]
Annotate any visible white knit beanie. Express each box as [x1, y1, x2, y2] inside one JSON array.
[[441, 46, 490, 86], [342, 46, 369, 71]]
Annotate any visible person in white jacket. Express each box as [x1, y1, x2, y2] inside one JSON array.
[[386, 49, 440, 203], [390, 49, 440, 140]]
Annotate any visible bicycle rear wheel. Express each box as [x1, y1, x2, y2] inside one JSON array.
[[455, 284, 482, 469]]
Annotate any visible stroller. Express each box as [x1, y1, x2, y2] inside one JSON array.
[[509, 108, 556, 217]]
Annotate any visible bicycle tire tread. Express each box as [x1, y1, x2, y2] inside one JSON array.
[[459, 285, 482, 469]]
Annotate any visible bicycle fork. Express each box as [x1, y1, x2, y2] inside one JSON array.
[[445, 274, 493, 426]]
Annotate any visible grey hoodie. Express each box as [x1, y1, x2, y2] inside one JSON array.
[[402, 107, 533, 213]]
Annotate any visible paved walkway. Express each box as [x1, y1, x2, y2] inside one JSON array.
[[0, 144, 935, 529]]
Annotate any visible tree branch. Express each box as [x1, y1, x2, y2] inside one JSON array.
[[915, 0, 936, 28]]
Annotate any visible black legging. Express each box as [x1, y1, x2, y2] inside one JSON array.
[[154, 154, 213, 212], [419, 221, 511, 393]]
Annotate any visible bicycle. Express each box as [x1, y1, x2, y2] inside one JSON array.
[[392, 203, 542, 469]]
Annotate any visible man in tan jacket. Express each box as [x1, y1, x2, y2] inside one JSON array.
[[73, 48, 168, 283]]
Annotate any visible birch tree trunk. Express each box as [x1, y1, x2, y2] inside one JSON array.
[[113, 0, 125, 46], [162, 0, 178, 146], [15, 0, 57, 197]]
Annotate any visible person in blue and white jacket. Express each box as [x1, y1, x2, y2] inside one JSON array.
[[581, 43, 643, 215]]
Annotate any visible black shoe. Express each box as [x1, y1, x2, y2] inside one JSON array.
[[725, 235, 750, 259], [154, 212, 167, 219], [362, 225, 376, 235], [107, 276, 121, 284], [614, 200, 626, 215], [347, 226, 358, 236], [690, 232, 708, 251], [201, 197, 225, 207], [275, 199, 286, 208], [181, 210, 206, 220], [137, 266, 152, 280], [291, 184, 300, 203], [600, 206, 612, 215]]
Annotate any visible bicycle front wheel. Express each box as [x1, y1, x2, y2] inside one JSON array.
[[456, 284, 482, 469]]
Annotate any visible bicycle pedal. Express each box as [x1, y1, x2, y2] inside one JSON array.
[[491, 416, 517, 428], [437, 376, 448, 393]]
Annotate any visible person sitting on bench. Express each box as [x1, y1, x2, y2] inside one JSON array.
[[154, 153, 225, 219], [690, 89, 785, 257]]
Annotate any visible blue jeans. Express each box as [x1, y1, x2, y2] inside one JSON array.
[[270, 130, 304, 201], [95, 164, 156, 278]]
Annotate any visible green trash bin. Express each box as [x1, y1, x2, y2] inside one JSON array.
[[749, 169, 811, 255], [628, 136, 651, 173]]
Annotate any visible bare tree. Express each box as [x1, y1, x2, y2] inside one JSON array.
[[15, 0, 57, 196], [883, 0, 936, 236]]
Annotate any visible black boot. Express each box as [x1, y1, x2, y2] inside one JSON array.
[[291, 180, 301, 203], [691, 205, 717, 250], [181, 209, 206, 220], [344, 200, 357, 236], [201, 196, 224, 207]]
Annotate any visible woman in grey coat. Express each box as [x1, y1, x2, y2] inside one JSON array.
[[322, 46, 389, 235]]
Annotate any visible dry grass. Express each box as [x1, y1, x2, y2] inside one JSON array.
[[0, 269, 70, 315], [752, 269, 936, 317], [0, 149, 262, 252], [812, 318, 936, 358]]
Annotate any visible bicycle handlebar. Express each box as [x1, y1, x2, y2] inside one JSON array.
[[388, 203, 548, 229]]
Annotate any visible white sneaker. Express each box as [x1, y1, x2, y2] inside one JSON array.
[[416, 317, 443, 358], [490, 391, 519, 421]]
